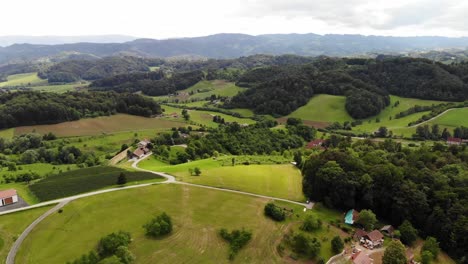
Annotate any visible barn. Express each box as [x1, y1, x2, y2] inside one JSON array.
[[0, 189, 18, 207]]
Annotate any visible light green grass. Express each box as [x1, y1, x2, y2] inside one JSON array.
[[286, 94, 353, 123], [230, 108, 255, 118], [139, 156, 304, 201], [0, 183, 39, 204], [0, 128, 14, 139], [30, 82, 86, 93], [149, 66, 160, 71], [426, 107, 468, 128], [16, 184, 317, 264], [14, 114, 187, 137], [0, 205, 53, 263], [0, 73, 47, 87], [162, 105, 256, 128]]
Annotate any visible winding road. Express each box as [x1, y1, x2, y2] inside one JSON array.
[[4, 153, 313, 264]]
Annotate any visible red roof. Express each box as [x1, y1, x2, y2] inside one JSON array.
[[352, 251, 373, 264], [365, 230, 384, 242], [133, 148, 147, 157], [447, 137, 462, 143], [306, 139, 325, 149], [0, 189, 17, 199], [354, 229, 368, 239]]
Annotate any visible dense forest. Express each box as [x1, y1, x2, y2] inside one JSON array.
[[227, 57, 468, 118], [90, 70, 204, 96], [0, 91, 161, 128], [38, 56, 149, 83], [301, 138, 468, 262]]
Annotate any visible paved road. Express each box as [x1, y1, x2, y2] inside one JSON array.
[[6, 200, 70, 264], [4, 153, 312, 263], [408, 107, 467, 128]]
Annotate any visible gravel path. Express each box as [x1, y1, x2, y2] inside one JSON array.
[[408, 107, 467, 128]]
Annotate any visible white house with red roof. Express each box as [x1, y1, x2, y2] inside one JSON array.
[[0, 189, 18, 207], [447, 137, 462, 145]]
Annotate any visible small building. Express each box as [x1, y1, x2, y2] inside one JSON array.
[[447, 137, 462, 145], [380, 225, 395, 237], [138, 139, 151, 149], [354, 229, 368, 241], [345, 209, 360, 225], [306, 139, 325, 149], [351, 251, 373, 264], [0, 189, 18, 207], [362, 230, 384, 248]]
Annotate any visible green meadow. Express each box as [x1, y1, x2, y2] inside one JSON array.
[[155, 80, 246, 102], [426, 107, 468, 128], [15, 184, 342, 263], [138, 155, 304, 201], [286, 94, 353, 123], [0, 73, 47, 87]]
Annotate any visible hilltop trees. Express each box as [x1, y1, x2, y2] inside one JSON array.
[[357, 209, 378, 231]]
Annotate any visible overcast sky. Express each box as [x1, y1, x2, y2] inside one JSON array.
[[1, 0, 467, 38]]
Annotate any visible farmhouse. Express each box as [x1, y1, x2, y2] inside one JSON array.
[[0, 189, 18, 207], [351, 251, 373, 264], [354, 229, 368, 241], [447, 137, 462, 145], [380, 225, 395, 236], [132, 139, 151, 159], [345, 209, 360, 225], [361, 230, 384, 249], [306, 139, 325, 149], [138, 139, 151, 148]]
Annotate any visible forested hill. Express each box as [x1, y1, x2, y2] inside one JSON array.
[[0, 91, 162, 129], [227, 57, 468, 118], [2, 33, 468, 63]]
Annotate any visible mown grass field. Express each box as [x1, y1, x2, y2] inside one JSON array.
[[30, 82, 87, 93], [15, 184, 342, 263], [155, 80, 246, 102], [14, 114, 187, 137], [426, 107, 468, 128], [0, 73, 47, 87], [162, 105, 256, 128], [0, 128, 14, 139], [286, 94, 354, 123], [29, 166, 164, 201], [0, 205, 53, 263], [138, 156, 304, 201]]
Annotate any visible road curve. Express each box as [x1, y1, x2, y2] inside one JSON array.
[[408, 107, 467, 128], [3, 153, 312, 263]]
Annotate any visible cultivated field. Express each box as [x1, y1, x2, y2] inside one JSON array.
[[29, 166, 164, 201], [138, 156, 305, 201], [14, 114, 187, 137], [15, 184, 340, 263], [0, 73, 47, 87], [155, 80, 246, 102], [0, 205, 53, 263]]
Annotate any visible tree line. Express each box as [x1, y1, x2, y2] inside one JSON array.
[[301, 138, 467, 262], [0, 91, 162, 129]]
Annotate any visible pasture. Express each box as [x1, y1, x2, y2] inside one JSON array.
[[0, 128, 14, 139], [426, 107, 468, 128], [13, 114, 187, 137], [30, 82, 87, 93], [285, 94, 353, 123], [15, 184, 339, 263], [29, 166, 164, 201], [0, 73, 47, 87], [0, 205, 53, 263], [138, 156, 304, 201]]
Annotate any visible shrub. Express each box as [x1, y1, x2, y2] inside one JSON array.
[[301, 215, 322, 231], [264, 203, 286, 221], [219, 228, 252, 260], [292, 233, 321, 259], [331, 236, 344, 254], [143, 212, 173, 237], [97, 231, 131, 257]]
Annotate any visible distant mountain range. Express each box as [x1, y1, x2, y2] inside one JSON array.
[[1, 33, 468, 63], [0, 35, 137, 47]]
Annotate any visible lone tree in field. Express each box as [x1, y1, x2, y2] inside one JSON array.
[[219, 228, 252, 260], [143, 212, 173, 237], [117, 173, 127, 185], [194, 167, 201, 176], [382, 240, 407, 264], [331, 236, 344, 254], [357, 209, 377, 231], [264, 203, 286, 221]]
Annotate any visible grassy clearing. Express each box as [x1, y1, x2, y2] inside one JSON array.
[[0, 205, 53, 263], [0, 128, 14, 139], [29, 166, 164, 201], [426, 107, 468, 128], [229, 108, 255, 118], [286, 94, 353, 123], [30, 82, 86, 93], [138, 156, 304, 201], [162, 105, 256, 128], [16, 184, 340, 263], [14, 114, 187, 137], [0, 73, 47, 87]]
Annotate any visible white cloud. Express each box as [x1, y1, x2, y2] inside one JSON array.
[[0, 0, 467, 38]]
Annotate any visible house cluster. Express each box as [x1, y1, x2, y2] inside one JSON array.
[[0, 189, 18, 207], [132, 139, 151, 159], [354, 229, 385, 249], [351, 251, 373, 264], [306, 139, 326, 150], [447, 137, 467, 145]]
